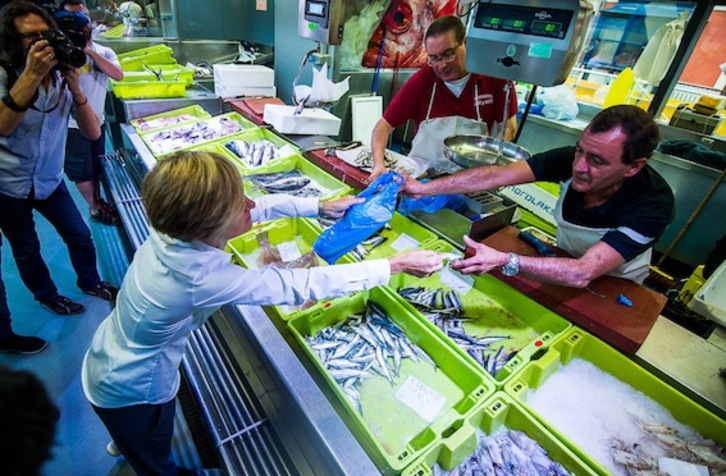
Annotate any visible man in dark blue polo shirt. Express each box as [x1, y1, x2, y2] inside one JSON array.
[[403, 105, 675, 286]]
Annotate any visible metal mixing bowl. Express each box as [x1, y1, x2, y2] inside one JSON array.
[[444, 135, 531, 168]]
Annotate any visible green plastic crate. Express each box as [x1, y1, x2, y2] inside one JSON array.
[[187, 141, 247, 173], [117, 44, 173, 60], [142, 112, 258, 158], [110, 79, 187, 99], [118, 45, 176, 70], [217, 128, 300, 172], [118, 65, 194, 85], [225, 217, 349, 321], [389, 240, 571, 387], [130, 105, 211, 134], [310, 212, 439, 263], [402, 392, 598, 475], [243, 154, 352, 201], [288, 287, 495, 474], [504, 328, 726, 475]]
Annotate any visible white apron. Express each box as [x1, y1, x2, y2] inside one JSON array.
[[555, 180, 652, 284], [409, 82, 489, 174]]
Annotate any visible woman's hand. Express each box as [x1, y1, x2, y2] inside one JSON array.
[[320, 195, 365, 218], [388, 250, 445, 277], [449, 235, 508, 275]]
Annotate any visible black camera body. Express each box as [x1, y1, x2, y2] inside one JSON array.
[[41, 29, 86, 68]]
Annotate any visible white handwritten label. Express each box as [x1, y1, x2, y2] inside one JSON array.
[[277, 144, 296, 157], [277, 241, 302, 262], [390, 233, 420, 252], [395, 376, 446, 423], [439, 264, 474, 294]]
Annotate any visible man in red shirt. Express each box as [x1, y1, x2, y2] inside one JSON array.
[[370, 15, 518, 178]]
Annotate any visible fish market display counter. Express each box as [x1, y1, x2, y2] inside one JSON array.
[[106, 119, 726, 475]]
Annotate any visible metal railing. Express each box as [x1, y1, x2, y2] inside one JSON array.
[[100, 151, 291, 475]]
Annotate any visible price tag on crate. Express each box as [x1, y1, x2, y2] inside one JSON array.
[[395, 376, 446, 423], [277, 241, 302, 262], [390, 233, 420, 252], [439, 264, 474, 294]]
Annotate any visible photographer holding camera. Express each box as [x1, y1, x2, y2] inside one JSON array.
[[0, 1, 116, 319], [57, 0, 124, 225]]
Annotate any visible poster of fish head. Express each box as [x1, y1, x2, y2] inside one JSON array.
[[338, 0, 458, 71]]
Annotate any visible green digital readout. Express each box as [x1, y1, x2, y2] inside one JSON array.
[[505, 19, 526, 29], [474, 4, 573, 39], [482, 16, 502, 26], [532, 20, 562, 35], [482, 16, 527, 30]]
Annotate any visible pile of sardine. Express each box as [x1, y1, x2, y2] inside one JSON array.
[[354, 149, 415, 176], [397, 286, 514, 377], [304, 300, 436, 415], [433, 428, 573, 476], [134, 113, 197, 132], [245, 169, 323, 197], [355, 149, 397, 169], [150, 120, 215, 142], [314, 216, 392, 261], [610, 418, 726, 474], [147, 116, 243, 155], [225, 139, 280, 167]]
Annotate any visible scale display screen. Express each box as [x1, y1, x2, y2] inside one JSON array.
[[305, 1, 326, 18], [474, 3, 574, 39]]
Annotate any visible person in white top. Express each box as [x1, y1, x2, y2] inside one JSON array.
[[58, 0, 124, 224], [82, 150, 444, 475], [117, 0, 142, 28]]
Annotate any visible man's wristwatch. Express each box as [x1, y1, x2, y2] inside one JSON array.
[[501, 252, 520, 276]]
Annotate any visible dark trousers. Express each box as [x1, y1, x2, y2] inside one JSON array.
[[0, 234, 12, 339], [93, 400, 179, 476], [0, 182, 100, 302]]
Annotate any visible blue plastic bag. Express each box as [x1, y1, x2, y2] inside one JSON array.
[[398, 180, 468, 216], [313, 171, 403, 263]]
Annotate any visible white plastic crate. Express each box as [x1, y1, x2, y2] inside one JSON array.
[[263, 104, 341, 136], [688, 260, 726, 326], [213, 64, 274, 97]]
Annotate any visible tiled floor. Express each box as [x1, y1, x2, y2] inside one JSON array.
[[0, 180, 202, 475]]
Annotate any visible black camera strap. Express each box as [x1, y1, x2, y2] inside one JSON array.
[[1, 60, 66, 114], [1, 60, 40, 111], [29, 76, 66, 114]]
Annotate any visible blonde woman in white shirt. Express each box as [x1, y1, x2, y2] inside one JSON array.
[[82, 150, 444, 475]]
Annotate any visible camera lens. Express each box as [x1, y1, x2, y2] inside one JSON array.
[[57, 45, 86, 68], [41, 30, 86, 69]]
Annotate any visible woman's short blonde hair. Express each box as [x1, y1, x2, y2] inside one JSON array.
[[141, 150, 246, 244]]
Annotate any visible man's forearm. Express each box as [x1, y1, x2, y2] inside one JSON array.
[[371, 119, 393, 169], [0, 71, 46, 136], [87, 49, 123, 80], [421, 160, 534, 196], [74, 95, 101, 140], [519, 241, 627, 288]]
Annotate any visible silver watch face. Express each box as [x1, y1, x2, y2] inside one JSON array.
[[501, 253, 519, 276]]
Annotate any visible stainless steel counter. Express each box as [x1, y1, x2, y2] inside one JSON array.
[[114, 85, 222, 122], [636, 317, 726, 420]]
